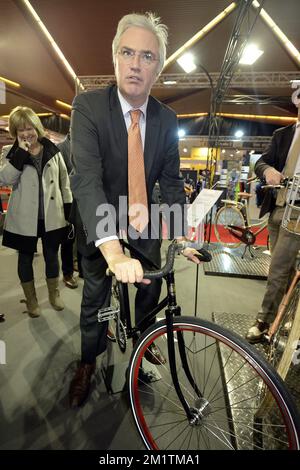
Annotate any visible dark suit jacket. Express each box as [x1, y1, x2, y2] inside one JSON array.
[[255, 123, 296, 218], [57, 135, 73, 174], [70, 85, 185, 255]]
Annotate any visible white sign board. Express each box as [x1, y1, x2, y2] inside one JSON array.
[[187, 188, 223, 227]]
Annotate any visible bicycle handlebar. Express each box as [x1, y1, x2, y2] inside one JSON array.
[[261, 177, 289, 190], [106, 241, 212, 280], [143, 242, 211, 280]]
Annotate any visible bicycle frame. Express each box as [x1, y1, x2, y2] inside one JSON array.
[[220, 197, 269, 257], [226, 197, 268, 233], [120, 269, 203, 422], [267, 268, 300, 340]]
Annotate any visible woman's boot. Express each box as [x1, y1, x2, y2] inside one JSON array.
[[46, 277, 64, 311], [21, 281, 41, 317]]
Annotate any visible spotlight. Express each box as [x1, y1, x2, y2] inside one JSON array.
[[235, 130, 244, 139]]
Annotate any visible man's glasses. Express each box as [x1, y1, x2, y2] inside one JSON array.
[[118, 47, 158, 67]]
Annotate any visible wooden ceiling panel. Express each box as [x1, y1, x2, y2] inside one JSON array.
[[0, 0, 73, 101], [0, 0, 299, 121]]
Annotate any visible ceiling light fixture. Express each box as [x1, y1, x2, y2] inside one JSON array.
[[177, 53, 197, 74], [56, 100, 72, 110], [252, 0, 300, 66], [239, 44, 264, 65], [22, 0, 82, 89], [60, 114, 71, 120], [0, 76, 21, 88], [177, 112, 297, 123], [164, 2, 236, 70], [220, 112, 297, 122], [163, 80, 177, 85], [235, 130, 244, 138], [178, 129, 186, 138], [177, 112, 208, 119]]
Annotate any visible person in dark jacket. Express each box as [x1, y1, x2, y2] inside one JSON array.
[[246, 98, 300, 343], [57, 133, 78, 289], [0, 106, 72, 317]]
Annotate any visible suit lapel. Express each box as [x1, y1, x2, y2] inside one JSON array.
[[109, 86, 128, 163], [144, 97, 160, 180], [282, 124, 296, 161]]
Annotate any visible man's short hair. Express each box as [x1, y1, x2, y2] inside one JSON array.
[[112, 12, 168, 75]]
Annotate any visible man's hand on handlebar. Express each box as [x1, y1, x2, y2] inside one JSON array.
[[100, 239, 151, 285], [176, 237, 201, 264], [263, 167, 284, 186], [107, 253, 151, 285]]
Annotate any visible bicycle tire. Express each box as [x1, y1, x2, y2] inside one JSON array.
[[270, 281, 300, 381], [214, 205, 245, 248], [128, 316, 300, 450]]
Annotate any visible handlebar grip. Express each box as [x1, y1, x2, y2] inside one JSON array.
[[194, 248, 212, 263]]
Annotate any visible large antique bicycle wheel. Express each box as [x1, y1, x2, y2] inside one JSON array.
[[128, 317, 300, 450], [214, 205, 245, 248]]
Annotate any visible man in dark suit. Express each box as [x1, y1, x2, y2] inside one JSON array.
[[246, 99, 300, 343], [69, 12, 200, 408]]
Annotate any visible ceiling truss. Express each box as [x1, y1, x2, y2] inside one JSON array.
[[76, 71, 300, 93]]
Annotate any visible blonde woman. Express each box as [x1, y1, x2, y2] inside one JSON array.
[[0, 106, 72, 316]]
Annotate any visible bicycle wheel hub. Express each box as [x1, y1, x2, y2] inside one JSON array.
[[189, 398, 212, 426], [273, 335, 288, 353]]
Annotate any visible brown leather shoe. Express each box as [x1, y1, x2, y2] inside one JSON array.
[[245, 320, 269, 344], [63, 274, 78, 289], [107, 327, 116, 342], [69, 362, 96, 408], [144, 342, 166, 365]]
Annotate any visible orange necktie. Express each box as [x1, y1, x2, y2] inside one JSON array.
[[128, 109, 149, 232]]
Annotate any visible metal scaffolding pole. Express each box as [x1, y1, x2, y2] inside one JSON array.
[[206, 0, 266, 186]]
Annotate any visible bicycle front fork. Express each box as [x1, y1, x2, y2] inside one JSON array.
[[165, 306, 204, 423]]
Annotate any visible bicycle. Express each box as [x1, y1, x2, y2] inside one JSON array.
[[98, 239, 300, 450], [214, 190, 269, 258]]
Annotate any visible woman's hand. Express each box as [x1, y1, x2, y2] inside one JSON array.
[[17, 136, 31, 152]]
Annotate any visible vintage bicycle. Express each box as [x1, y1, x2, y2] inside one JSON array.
[[214, 189, 269, 258], [98, 239, 300, 450]]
